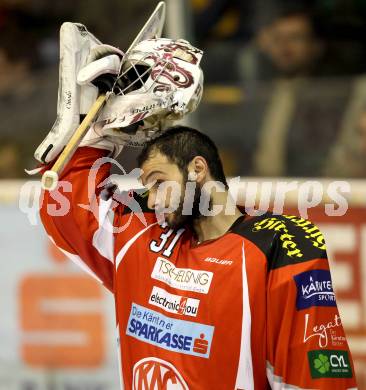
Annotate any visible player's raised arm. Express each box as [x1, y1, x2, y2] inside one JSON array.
[[34, 18, 204, 293], [35, 22, 127, 292], [265, 215, 357, 389], [40, 147, 118, 291]]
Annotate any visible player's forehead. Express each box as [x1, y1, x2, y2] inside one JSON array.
[[140, 151, 180, 184]]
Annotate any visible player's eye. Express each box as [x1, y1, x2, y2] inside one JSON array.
[[154, 179, 164, 187], [153, 179, 167, 190], [144, 179, 162, 192]]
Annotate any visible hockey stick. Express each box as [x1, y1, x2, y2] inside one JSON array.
[[41, 94, 109, 191]]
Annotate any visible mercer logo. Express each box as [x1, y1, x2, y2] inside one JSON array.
[[133, 357, 188, 390], [151, 257, 213, 294], [149, 286, 200, 317]]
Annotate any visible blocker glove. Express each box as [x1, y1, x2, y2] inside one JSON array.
[[34, 22, 124, 164]]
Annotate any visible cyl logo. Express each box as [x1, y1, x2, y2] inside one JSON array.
[[313, 353, 330, 374], [308, 350, 353, 378]]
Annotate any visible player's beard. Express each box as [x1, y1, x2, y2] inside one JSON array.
[[163, 170, 202, 230]]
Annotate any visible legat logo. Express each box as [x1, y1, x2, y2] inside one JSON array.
[[303, 313, 344, 348], [133, 357, 188, 390]]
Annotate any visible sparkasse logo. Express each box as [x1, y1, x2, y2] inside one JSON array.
[[149, 286, 200, 317], [126, 303, 214, 358]]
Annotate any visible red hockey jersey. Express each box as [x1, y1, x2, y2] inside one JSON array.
[[40, 147, 358, 389]]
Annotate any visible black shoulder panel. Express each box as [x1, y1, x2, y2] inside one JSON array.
[[231, 212, 277, 259], [231, 212, 328, 270]]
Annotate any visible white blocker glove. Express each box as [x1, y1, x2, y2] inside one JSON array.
[[34, 22, 124, 164]]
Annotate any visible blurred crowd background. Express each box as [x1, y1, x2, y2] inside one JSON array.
[[1, 0, 366, 179], [1, 1, 366, 389]]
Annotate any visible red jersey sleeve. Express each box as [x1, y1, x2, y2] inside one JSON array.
[[40, 147, 117, 292], [263, 214, 358, 389]]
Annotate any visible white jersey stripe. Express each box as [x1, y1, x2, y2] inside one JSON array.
[[92, 197, 115, 263], [235, 240, 254, 390], [116, 222, 158, 270], [116, 323, 125, 390]]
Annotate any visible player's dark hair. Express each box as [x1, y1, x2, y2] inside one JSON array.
[[138, 126, 228, 187]]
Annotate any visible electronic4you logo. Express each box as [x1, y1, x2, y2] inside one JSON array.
[[308, 350, 353, 378], [149, 286, 200, 317]]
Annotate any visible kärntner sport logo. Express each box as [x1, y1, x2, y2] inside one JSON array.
[[293, 269, 336, 310]]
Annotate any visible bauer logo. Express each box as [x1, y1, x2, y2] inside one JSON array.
[[151, 257, 213, 294], [294, 269, 336, 310], [149, 286, 200, 317], [126, 303, 214, 359]]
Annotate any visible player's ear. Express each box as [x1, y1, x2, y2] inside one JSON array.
[[188, 156, 208, 184]]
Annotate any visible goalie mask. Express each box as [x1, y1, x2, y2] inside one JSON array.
[[91, 38, 204, 147]]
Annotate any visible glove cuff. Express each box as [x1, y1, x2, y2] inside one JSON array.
[[79, 123, 124, 158]]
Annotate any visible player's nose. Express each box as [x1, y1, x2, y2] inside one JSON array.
[[147, 190, 157, 210]]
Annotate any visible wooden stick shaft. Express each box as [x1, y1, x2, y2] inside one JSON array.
[[42, 94, 107, 190]]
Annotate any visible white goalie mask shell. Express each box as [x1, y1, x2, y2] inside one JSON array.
[[96, 38, 204, 144]]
